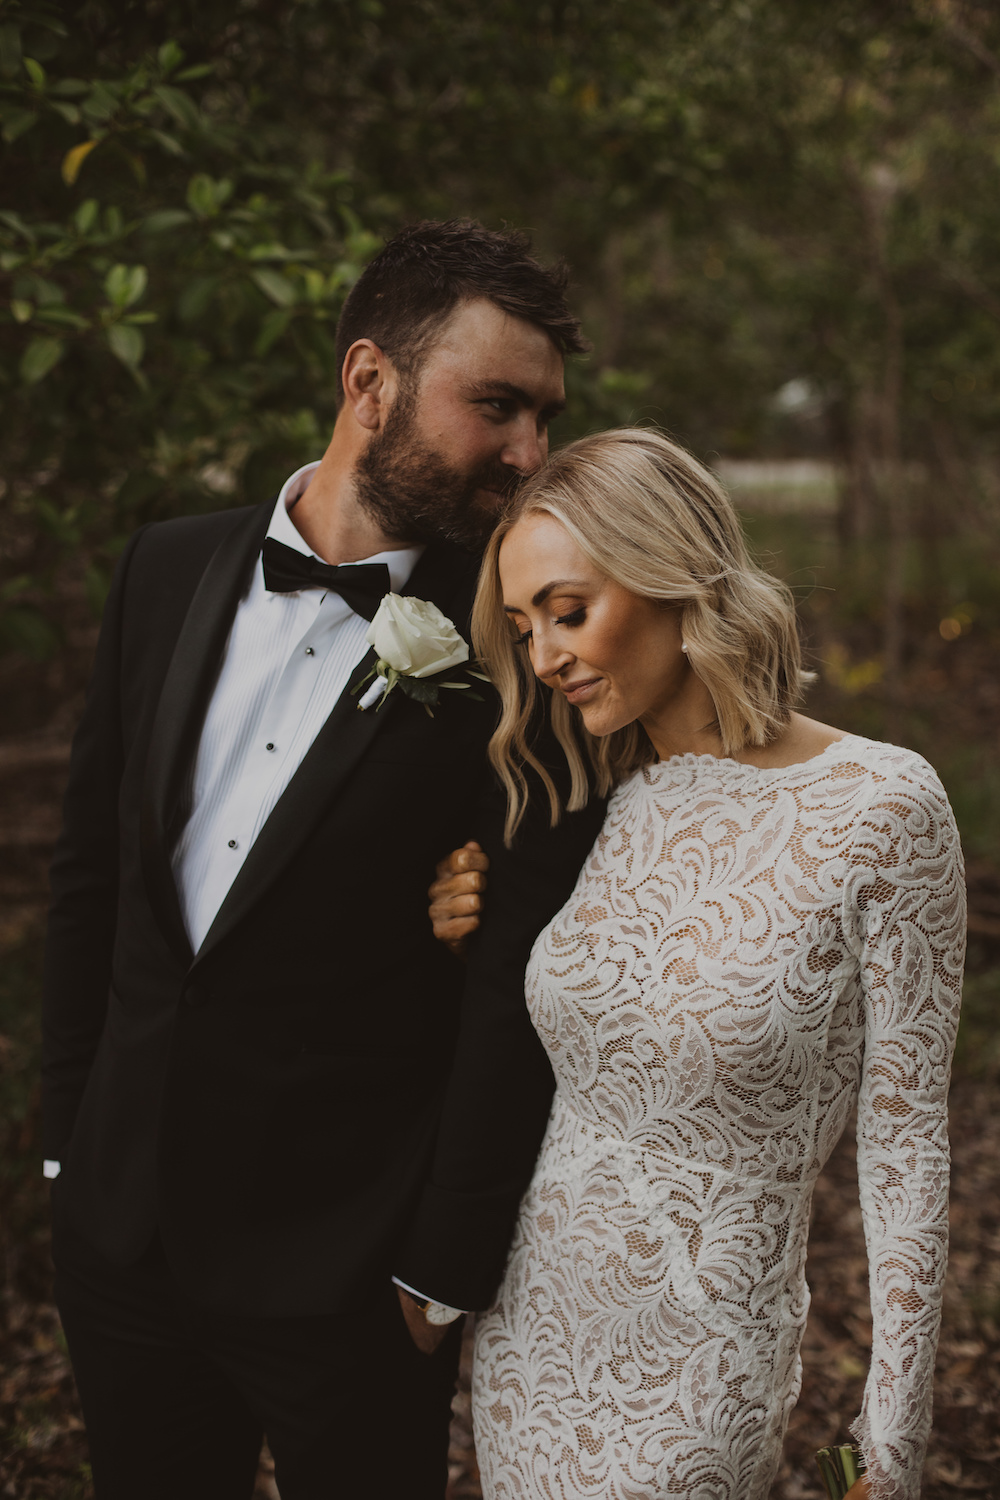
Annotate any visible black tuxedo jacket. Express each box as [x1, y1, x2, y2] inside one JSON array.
[[42, 498, 605, 1316]]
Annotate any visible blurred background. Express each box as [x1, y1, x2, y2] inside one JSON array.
[[1, 1, 998, 1495]]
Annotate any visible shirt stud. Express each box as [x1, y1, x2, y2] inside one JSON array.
[[228, 839, 238, 849], [304, 646, 315, 656], [265, 742, 275, 752]]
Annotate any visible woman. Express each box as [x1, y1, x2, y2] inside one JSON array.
[[433, 428, 965, 1500]]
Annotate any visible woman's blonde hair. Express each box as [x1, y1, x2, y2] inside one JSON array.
[[472, 427, 811, 842]]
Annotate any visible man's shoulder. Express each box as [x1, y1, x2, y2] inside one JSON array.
[[134, 502, 263, 564], [412, 539, 482, 631]]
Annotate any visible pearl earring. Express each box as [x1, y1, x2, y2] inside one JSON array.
[[680, 642, 689, 654]]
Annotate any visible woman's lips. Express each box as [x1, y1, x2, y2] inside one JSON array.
[[561, 677, 602, 705]]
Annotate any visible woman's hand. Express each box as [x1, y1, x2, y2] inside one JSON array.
[[428, 841, 490, 956], [843, 1476, 871, 1500]]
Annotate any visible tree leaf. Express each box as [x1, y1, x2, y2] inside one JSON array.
[[186, 173, 232, 217], [147, 128, 185, 156], [251, 268, 297, 307], [61, 139, 98, 185], [0, 210, 34, 242], [104, 264, 148, 309], [254, 307, 292, 354], [74, 198, 99, 234], [33, 277, 65, 307], [0, 605, 60, 660], [35, 305, 89, 329], [2, 109, 38, 143], [106, 323, 144, 367], [157, 40, 184, 76], [186, 172, 217, 216], [142, 209, 191, 233], [81, 83, 119, 122], [0, 23, 22, 79], [11, 299, 32, 323], [23, 56, 45, 89], [153, 84, 200, 132], [20, 336, 64, 384], [49, 99, 80, 125], [177, 274, 221, 322]]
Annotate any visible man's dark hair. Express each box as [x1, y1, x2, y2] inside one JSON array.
[[334, 219, 588, 406]]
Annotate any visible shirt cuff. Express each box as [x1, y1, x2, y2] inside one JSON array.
[[391, 1276, 466, 1324], [43, 1160, 61, 1179]]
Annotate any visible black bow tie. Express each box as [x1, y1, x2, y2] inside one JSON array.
[[261, 538, 391, 622]]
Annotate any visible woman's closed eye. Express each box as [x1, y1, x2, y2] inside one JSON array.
[[513, 607, 586, 648]]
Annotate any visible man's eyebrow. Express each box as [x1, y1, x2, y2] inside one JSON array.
[[503, 579, 589, 611], [466, 380, 567, 415]]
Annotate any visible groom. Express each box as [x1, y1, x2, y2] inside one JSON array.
[[42, 220, 603, 1498]]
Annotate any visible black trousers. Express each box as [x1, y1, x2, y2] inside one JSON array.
[[52, 1223, 462, 1500]]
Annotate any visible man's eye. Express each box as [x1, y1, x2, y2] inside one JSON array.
[[554, 608, 586, 627]]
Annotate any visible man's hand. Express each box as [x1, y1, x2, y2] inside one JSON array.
[[428, 841, 490, 957], [396, 1286, 450, 1354]]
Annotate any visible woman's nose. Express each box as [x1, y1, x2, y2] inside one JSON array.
[[531, 633, 573, 682]]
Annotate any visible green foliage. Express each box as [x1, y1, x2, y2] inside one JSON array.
[[0, 2, 380, 658], [2, 0, 1000, 679]]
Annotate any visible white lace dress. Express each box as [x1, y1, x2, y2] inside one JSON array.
[[473, 736, 966, 1500]]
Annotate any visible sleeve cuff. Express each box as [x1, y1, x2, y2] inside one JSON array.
[[391, 1276, 466, 1324], [394, 1180, 526, 1312]]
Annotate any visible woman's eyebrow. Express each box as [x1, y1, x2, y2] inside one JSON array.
[[503, 580, 589, 612]]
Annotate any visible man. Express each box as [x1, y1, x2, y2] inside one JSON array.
[[42, 220, 604, 1499]]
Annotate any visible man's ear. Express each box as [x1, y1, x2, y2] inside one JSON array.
[[340, 339, 397, 432]]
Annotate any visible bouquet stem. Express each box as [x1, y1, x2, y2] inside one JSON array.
[[815, 1445, 866, 1499]]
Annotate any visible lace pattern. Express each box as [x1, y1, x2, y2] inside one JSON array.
[[473, 736, 965, 1500]]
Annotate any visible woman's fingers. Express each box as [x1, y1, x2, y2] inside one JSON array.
[[429, 841, 491, 952], [430, 893, 482, 943], [429, 869, 484, 903], [434, 839, 490, 882]]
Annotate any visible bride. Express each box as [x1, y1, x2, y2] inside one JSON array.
[[432, 428, 965, 1500]]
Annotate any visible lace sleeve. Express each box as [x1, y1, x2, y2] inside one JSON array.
[[843, 761, 966, 1500]]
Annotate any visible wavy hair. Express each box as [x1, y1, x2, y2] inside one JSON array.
[[472, 427, 812, 842]]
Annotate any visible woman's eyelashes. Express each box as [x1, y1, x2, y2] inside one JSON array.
[[513, 606, 587, 647], [554, 607, 587, 628]]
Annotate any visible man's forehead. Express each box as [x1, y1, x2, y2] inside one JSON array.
[[432, 298, 563, 371]]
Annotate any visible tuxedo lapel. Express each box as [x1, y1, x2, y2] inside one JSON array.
[[191, 539, 478, 970], [140, 500, 272, 965]]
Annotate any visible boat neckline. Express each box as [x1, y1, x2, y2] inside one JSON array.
[[646, 732, 871, 779]]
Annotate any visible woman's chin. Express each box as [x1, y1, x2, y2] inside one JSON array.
[[576, 703, 632, 739]]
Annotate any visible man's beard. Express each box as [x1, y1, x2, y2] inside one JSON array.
[[353, 393, 524, 553]]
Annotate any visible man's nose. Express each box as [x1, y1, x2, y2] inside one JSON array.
[[500, 417, 547, 476]]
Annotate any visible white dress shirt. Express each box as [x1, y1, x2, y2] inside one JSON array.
[[171, 462, 422, 952]]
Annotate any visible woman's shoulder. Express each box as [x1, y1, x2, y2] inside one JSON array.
[[834, 737, 963, 888], [829, 733, 950, 805]]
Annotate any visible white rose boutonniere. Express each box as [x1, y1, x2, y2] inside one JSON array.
[[354, 593, 487, 714]]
